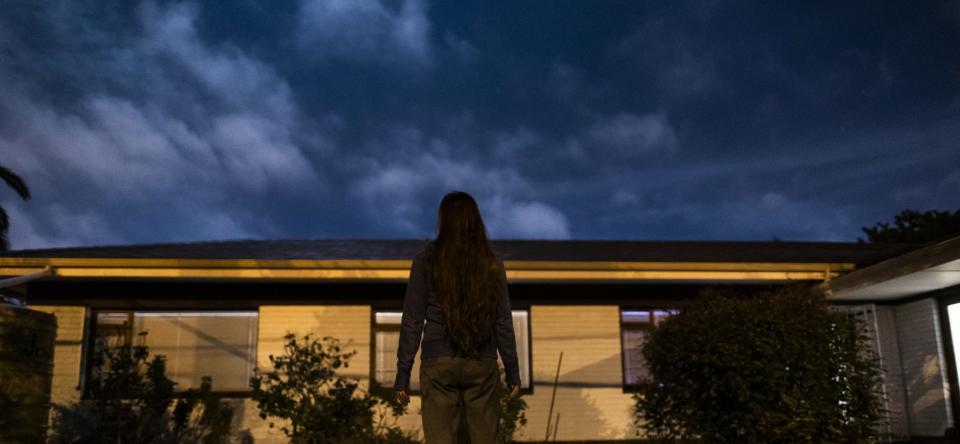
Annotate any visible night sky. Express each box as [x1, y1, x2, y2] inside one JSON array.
[[2, 1, 959, 249]]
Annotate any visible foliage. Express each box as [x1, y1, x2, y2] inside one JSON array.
[[48, 332, 235, 444], [632, 285, 886, 443], [496, 368, 528, 443], [249, 333, 418, 444], [860, 208, 960, 243], [0, 163, 31, 250]]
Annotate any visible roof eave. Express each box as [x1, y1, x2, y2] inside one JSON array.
[[0, 257, 853, 284], [828, 235, 960, 301]]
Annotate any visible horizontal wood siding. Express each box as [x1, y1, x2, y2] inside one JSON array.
[[245, 305, 372, 442], [520, 305, 637, 441], [28, 305, 86, 406]]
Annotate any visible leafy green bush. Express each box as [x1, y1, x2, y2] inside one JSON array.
[[48, 331, 235, 444], [249, 333, 418, 444], [633, 285, 885, 443], [497, 368, 528, 443]]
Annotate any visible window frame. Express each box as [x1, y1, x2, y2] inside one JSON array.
[[370, 308, 534, 396], [83, 309, 260, 399], [619, 307, 678, 393]]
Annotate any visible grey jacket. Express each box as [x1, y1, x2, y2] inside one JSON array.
[[394, 248, 521, 390]]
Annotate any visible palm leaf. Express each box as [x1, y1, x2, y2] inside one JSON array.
[[0, 165, 30, 200], [0, 206, 8, 250]]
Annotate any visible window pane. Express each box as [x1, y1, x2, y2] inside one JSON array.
[[373, 310, 531, 390], [653, 310, 678, 325], [375, 312, 403, 325], [622, 327, 649, 386], [129, 312, 258, 391], [374, 329, 422, 390], [949, 304, 960, 390], [621, 310, 652, 324], [500, 310, 531, 388], [95, 313, 131, 348]]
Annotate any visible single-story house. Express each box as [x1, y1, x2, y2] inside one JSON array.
[[1, 237, 958, 442]]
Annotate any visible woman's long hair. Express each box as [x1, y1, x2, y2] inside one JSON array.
[[426, 191, 500, 356]]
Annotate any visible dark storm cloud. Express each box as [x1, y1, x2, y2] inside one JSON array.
[[1, 0, 958, 248]]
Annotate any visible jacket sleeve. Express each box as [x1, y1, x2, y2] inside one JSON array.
[[395, 255, 428, 391], [494, 258, 522, 387]]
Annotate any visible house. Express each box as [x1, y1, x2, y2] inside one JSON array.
[[1, 237, 957, 442]]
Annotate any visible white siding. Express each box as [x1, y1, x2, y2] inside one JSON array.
[[894, 298, 954, 436]]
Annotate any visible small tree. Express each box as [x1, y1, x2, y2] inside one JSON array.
[[48, 331, 234, 444], [860, 208, 960, 244], [633, 285, 885, 443], [249, 333, 417, 444]]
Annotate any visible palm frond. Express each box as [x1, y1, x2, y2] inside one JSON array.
[[0, 206, 8, 251], [0, 165, 30, 200]]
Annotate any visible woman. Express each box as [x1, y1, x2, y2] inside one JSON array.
[[394, 191, 522, 443]]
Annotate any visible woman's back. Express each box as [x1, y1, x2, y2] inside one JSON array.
[[394, 246, 521, 391], [393, 191, 522, 443]]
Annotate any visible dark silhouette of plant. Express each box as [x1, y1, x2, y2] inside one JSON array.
[[249, 333, 417, 444], [860, 208, 960, 244], [48, 331, 234, 444], [633, 285, 885, 443], [0, 164, 30, 251], [496, 370, 528, 443]]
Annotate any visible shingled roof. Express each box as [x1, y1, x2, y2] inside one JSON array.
[[0, 239, 919, 266]]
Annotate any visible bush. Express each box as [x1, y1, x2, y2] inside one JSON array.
[[48, 331, 235, 444], [497, 368, 528, 443], [632, 285, 885, 443], [249, 333, 418, 444]]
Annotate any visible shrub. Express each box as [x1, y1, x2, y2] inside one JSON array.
[[48, 331, 235, 444], [632, 285, 885, 443], [497, 368, 528, 443], [249, 333, 418, 444]]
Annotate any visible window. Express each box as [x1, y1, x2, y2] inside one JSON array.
[[620, 309, 678, 391], [90, 311, 259, 392], [373, 310, 531, 392]]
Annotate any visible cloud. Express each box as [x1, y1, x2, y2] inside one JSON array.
[[483, 196, 571, 239], [596, 191, 858, 241], [2, 200, 121, 249], [611, 189, 640, 206], [0, 1, 324, 249], [444, 33, 478, 62], [296, 0, 432, 67], [583, 110, 678, 157], [350, 128, 571, 239], [614, 18, 718, 97]]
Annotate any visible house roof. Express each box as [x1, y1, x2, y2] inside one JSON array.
[[0, 238, 917, 265], [829, 235, 960, 301], [0, 239, 922, 284]]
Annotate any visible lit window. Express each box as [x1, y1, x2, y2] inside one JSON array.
[[90, 311, 259, 392], [620, 309, 677, 390], [373, 310, 531, 392]]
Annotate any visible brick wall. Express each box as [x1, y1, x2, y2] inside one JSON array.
[[28, 305, 86, 406]]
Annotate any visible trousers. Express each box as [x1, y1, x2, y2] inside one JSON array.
[[420, 356, 500, 443]]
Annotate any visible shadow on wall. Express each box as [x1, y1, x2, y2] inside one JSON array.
[[905, 353, 953, 437], [523, 353, 637, 441]]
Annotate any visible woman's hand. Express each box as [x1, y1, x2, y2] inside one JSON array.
[[396, 389, 410, 406], [505, 384, 520, 400]]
